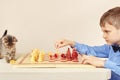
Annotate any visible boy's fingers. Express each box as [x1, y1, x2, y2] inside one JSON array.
[[82, 59, 90, 64], [55, 41, 62, 48], [81, 54, 88, 58], [80, 55, 92, 64], [55, 43, 58, 48], [80, 57, 86, 64]]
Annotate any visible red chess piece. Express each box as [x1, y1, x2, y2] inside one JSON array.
[[60, 53, 66, 62], [53, 53, 59, 61], [66, 48, 72, 61], [61, 53, 66, 59], [72, 48, 78, 62], [49, 55, 55, 62]]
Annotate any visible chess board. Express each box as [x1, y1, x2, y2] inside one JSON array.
[[13, 53, 95, 68]]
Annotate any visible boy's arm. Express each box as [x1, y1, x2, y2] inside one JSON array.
[[55, 39, 110, 58], [80, 55, 105, 67], [104, 60, 120, 76], [73, 42, 110, 58], [80, 54, 120, 75]]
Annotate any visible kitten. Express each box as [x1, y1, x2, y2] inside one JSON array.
[[0, 30, 18, 63]]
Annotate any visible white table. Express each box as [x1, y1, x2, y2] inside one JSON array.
[[0, 59, 111, 80]]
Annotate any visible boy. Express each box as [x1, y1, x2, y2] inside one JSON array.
[[55, 7, 120, 80]]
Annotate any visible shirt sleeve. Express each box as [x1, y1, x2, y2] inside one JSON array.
[[104, 60, 120, 76], [73, 42, 110, 58]]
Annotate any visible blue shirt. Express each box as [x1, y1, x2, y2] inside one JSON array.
[[74, 42, 120, 80]]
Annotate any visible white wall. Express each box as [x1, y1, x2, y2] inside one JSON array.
[[0, 0, 120, 53]]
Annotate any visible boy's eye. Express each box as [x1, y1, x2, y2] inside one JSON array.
[[104, 30, 110, 33], [105, 31, 109, 33]]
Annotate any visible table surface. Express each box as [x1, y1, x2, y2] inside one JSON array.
[[0, 57, 111, 80]]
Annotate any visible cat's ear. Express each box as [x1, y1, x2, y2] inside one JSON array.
[[2, 30, 7, 38], [13, 36, 18, 42]]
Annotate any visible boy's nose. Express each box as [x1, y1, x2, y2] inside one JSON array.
[[103, 34, 107, 39]]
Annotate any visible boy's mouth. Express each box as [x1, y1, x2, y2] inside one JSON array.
[[105, 40, 108, 42]]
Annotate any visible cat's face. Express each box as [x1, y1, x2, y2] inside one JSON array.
[[2, 35, 18, 49]]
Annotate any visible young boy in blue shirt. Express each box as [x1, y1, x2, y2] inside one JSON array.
[[55, 7, 120, 80]]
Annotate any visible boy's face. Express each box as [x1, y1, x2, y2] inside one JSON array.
[[101, 22, 120, 45]]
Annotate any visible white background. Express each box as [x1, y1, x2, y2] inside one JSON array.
[[0, 0, 120, 53]]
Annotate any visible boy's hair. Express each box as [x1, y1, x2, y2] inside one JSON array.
[[100, 7, 120, 29]]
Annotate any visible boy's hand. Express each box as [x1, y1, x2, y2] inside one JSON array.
[[55, 39, 75, 48], [80, 55, 105, 68]]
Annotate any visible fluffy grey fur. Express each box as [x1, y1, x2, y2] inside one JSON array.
[[0, 30, 18, 63]]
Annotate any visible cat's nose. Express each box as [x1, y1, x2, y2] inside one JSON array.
[[8, 46, 11, 49]]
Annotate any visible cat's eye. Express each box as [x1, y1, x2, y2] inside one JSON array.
[[13, 37, 17, 42], [4, 38, 8, 43]]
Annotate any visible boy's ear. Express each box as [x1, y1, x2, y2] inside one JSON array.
[[2, 30, 7, 38]]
